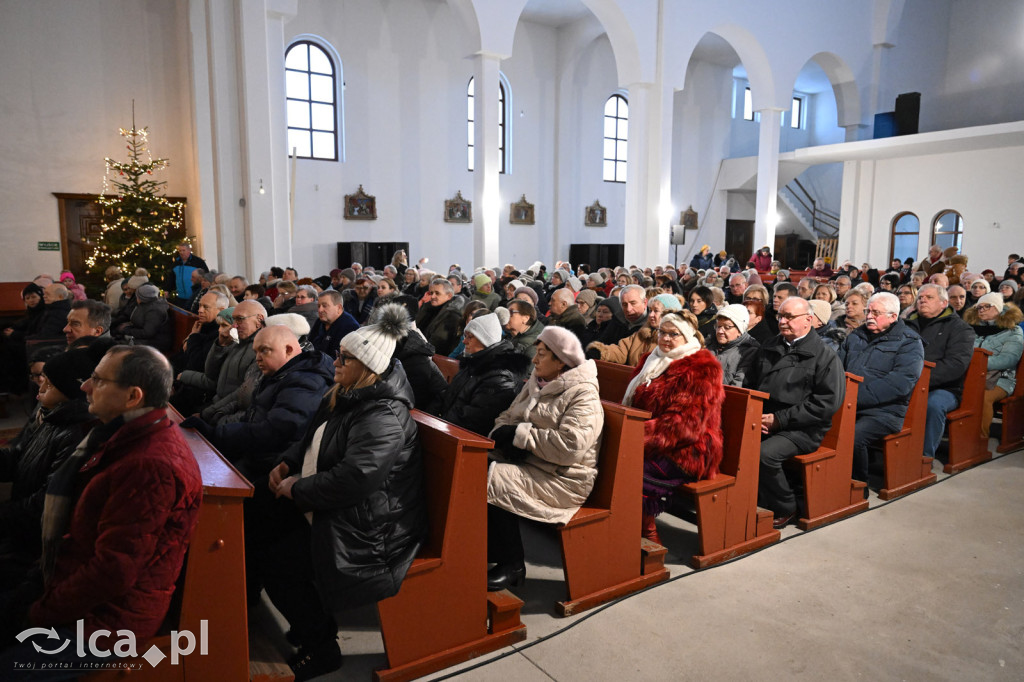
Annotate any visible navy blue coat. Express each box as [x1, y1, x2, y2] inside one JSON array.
[[905, 307, 976, 400], [839, 319, 924, 421], [309, 312, 359, 359]]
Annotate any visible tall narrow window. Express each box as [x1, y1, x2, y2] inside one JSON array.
[[890, 212, 920, 263], [932, 209, 964, 251], [743, 87, 754, 121], [285, 41, 338, 161], [790, 96, 803, 129], [603, 94, 628, 183], [466, 77, 508, 173]]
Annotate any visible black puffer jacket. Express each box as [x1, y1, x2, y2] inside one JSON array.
[[439, 340, 532, 437], [707, 333, 761, 388], [0, 400, 94, 547], [7, 299, 46, 341], [394, 330, 448, 414], [281, 362, 426, 612], [906, 307, 976, 400], [123, 297, 171, 351], [415, 299, 462, 356], [27, 299, 71, 341], [210, 349, 333, 479]]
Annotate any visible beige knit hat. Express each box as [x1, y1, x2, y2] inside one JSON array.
[[808, 299, 832, 327], [339, 303, 409, 374]]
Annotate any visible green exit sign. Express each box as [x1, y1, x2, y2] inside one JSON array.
[[38, 241, 61, 251]]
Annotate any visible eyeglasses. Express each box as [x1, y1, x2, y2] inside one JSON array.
[[865, 309, 894, 317], [657, 329, 683, 339], [977, 304, 995, 312], [28, 372, 43, 381], [88, 372, 127, 387], [777, 312, 811, 321], [336, 353, 356, 366], [716, 323, 738, 331]]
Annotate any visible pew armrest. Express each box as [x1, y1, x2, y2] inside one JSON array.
[[681, 474, 736, 496]]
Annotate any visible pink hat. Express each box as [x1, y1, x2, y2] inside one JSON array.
[[537, 325, 585, 368]]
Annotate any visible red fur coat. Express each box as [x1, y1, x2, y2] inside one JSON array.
[[629, 349, 725, 480]]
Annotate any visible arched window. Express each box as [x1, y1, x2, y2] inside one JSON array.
[[467, 76, 509, 173], [932, 209, 964, 251], [285, 39, 340, 161], [890, 212, 920, 263], [603, 94, 628, 182]]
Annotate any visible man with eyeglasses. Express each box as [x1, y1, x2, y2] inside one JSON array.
[[755, 297, 845, 528], [6, 345, 202, 666], [905, 283, 976, 462], [342, 275, 378, 324], [195, 300, 265, 421], [838, 292, 924, 487]]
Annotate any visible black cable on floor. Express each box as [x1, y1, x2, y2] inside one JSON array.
[[430, 444, 1021, 680]]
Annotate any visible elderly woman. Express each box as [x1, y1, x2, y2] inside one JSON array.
[[622, 310, 724, 544], [485, 326, 603, 591], [706, 304, 760, 387], [835, 289, 868, 331], [265, 307, 427, 679], [963, 293, 1024, 438]]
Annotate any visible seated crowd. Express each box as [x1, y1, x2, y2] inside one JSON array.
[[0, 241, 1021, 680]]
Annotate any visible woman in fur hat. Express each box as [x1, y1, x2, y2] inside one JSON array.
[[265, 304, 427, 680], [963, 294, 1024, 438], [622, 310, 724, 546]]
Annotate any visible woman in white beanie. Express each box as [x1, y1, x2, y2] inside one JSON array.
[[485, 325, 603, 591], [264, 305, 427, 678], [963, 292, 1024, 437], [705, 304, 761, 387], [438, 312, 532, 437], [621, 310, 724, 546]]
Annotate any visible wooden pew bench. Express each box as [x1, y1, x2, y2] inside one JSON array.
[[995, 351, 1024, 454], [374, 411, 526, 682], [880, 362, 936, 500], [594, 360, 780, 570], [168, 303, 199, 357], [431, 353, 460, 384], [554, 400, 668, 616], [788, 372, 868, 530], [944, 347, 992, 474], [0, 281, 31, 319], [87, 408, 254, 681]]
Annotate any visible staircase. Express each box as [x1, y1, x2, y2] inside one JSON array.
[[780, 179, 839, 240]]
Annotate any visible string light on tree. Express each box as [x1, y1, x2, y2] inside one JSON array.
[[86, 116, 186, 279]]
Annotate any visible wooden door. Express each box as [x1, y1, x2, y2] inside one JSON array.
[[725, 220, 754, 266], [54, 193, 106, 294]]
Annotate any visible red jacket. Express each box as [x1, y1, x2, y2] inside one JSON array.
[[30, 409, 202, 638], [629, 350, 725, 480]]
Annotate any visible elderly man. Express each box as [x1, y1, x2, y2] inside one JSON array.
[[11, 346, 202, 666], [173, 290, 230, 413], [63, 300, 111, 347], [727, 274, 748, 304], [916, 244, 946, 277], [229, 276, 249, 300], [797, 277, 817, 300], [183, 325, 332, 480], [591, 284, 647, 346], [342, 276, 377, 324], [806, 258, 833, 279], [833, 275, 853, 300], [169, 241, 209, 301], [28, 284, 73, 342], [505, 299, 544, 359], [415, 277, 463, 355], [905, 283, 976, 462], [309, 290, 358, 359], [947, 284, 968, 316], [839, 292, 924, 486], [756, 297, 846, 528], [547, 288, 587, 341], [198, 300, 265, 420]]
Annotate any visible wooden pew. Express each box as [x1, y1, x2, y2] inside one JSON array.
[[944, 347, 992, 473], [789, 372, 868, 531], [594, 358, 634, 403], [555, 400, 669, 616], [88, 408, 254, 681], [168, 303, 199, 356], [879, 361, 936, 500], [374, 411, 526, 682], [431, 353, 460, 384], [996, 351, 1024, 454], [680, 385, 779, 569], [0, 281, 31, 318]]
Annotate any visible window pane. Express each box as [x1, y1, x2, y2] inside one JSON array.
[[467, 121, 474, 146], [603, 160, 615, 181], [892, 233, 919, 263], [791, 97, 802, 129], [743, 87, 753, 120], [288, 129, 311, 157], [617, 119, 628, 140], [602, 117, 616, 138], [604, 97, 617, 116], [287, 100, 310, 129], [934, 232, 957, 249], [308, 46, 332, 75], [618, 99, 628, 118], [312, 131, 335, 159], [468, 148, 474, 171], [935, 211, 962, 233], [285, 44, 308, 71], [286, 71, 309, 100], [616, 140, 628, 161], [311, 103, 334, 131], [604, 139, 616, 160], [497, 104, 504, 124], [467, 96, 474, 121], [467, 78, 474, 96], [894, 213, 920, 233], [617, 161, 627, 182], [310, 74, 334, 103]]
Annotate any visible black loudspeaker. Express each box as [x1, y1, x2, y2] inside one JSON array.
[[336, 242, 409, 271], [568, 244, 624, 271], [895, 92, 920, 136]]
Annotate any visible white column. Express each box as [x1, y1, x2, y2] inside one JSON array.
[[472, 53, 502, 268], [838, 159, 876, 267], [622, 82, 672, 267], [754, 107, 784, 251]]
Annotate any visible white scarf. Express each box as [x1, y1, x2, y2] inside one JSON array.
[[622, 329, 701, 406]]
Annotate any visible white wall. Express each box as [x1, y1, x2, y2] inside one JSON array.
[[848, 144, 1024, 274], [0, 0, 195, 280]]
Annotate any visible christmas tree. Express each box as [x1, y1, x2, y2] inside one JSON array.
[[86, 123, 186, 281]]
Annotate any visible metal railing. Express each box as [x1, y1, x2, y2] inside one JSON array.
[[782, 178, 839, 238]]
